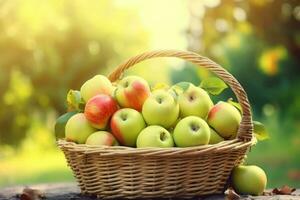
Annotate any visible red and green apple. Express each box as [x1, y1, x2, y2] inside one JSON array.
[[84, 94, 118, 129], [115, 76, 150, 111], [80, 75, 114, 102], [110, 108, 146, 147], [65, 113, 96, 143]]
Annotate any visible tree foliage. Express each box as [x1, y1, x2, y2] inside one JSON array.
[[0, 0, 147, 145], [186, 0, 300, 118]]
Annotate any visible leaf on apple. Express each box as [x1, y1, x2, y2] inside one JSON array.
[[168, 88, 179, 100], [67, 90, 85, 112], [227, 98, 243, 114], [174, 81, 191, 92], [200, 77, 228, 95], [253, 121, 269, 141], [151, 82, 169, 91]]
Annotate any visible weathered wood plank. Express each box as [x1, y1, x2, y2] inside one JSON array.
[[0, 183, 299, 200]]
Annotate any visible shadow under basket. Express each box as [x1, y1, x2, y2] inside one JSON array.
[[58, 50, 254, 199]]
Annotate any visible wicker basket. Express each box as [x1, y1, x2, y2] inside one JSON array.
[[58, 50, 253, 199]]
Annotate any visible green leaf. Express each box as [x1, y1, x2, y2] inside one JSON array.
[[227, 98, 243, 113], [253, 121, 269, 141], [67, 90, 85, 112], [55, 111, 78, 139], [174, 82, 191, 92], [200, 77, 228, 95], [168, 88, 179, 100]]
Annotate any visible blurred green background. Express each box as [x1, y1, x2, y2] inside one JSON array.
[[0, 0, 299, 188]]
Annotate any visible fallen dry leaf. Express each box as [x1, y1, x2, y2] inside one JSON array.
[[262, 191, 273, 196], [272, 185, 296, 195], [18, 187, 45, 200], [225, 187, 240, 200]]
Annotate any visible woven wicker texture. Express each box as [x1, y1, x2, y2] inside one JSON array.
[[58, 50, 254, 199]]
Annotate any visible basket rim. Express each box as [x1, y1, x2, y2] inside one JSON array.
[[58, 139, 252, 157]]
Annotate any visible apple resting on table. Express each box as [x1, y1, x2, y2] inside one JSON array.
[[231, 165, 267, 196]]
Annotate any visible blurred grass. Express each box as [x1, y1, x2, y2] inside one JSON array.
[[247, 111, 300, 188], [0, 148, 74, 187]]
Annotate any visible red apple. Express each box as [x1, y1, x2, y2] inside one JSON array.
[[115, 76, 151, 111], [207, 101, 241, 139], [84, 94, 118, 129], [86, 131, 119, 146], [110, 108, 146, 147]]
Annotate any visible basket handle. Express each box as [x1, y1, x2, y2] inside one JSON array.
[[108, 50, 253, 141]]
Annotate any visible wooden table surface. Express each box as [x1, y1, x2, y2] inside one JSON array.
[[0, 182, 299, 200]]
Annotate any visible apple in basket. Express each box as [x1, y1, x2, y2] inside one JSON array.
[[80, 75, 115, 102], [86, 131, 119, 146], [84, 94, 118, 129], [207, 101, 241, 139], [136, 125, 174, 148], [110, 108, 146, 147], [173, 116, 210, 147], [65, 113, 96, 144], [115, 76, 151, 111], [231, 165, 267, 195], [177, 83, 213, 119], [209, 128, 224, 144], [142, 90, 179, 129]]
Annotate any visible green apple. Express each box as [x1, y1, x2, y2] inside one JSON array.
[[65, 113, 96, 143], [173, 116, 210, 147], [207, 101, 241, 139], [115, 76, 151, 111], [232, 165, 267, 195], [86, 131, 118, 146], [209, 128, 224, 144], [178, 83, 213, 119], [55, 111, 78, 139], [80, 75, 114, 102], [136, 125, 174, 148], [142, 90, 179, 129], [110, 108, 146, 147]]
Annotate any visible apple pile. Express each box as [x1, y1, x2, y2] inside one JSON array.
[[57, 74, 244, 148], [55, 74, 268, 195]]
